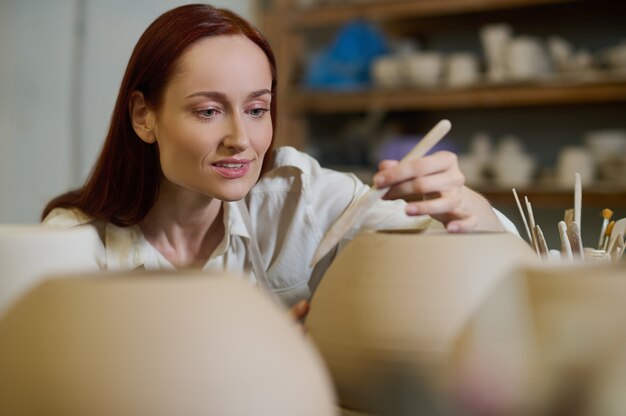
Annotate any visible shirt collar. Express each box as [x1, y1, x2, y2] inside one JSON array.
[[224, 201, 250, 240], [103, 201, 250, 270]]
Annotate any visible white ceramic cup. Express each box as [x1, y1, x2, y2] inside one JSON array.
[[584, 129, 626, 163], [445, 53, 480, 87], [556, 146, 595, 188], [507, 36, 550, 81], [371, 55, 404, 88], [403, 52, 444, 87], [493, 153, 535, 187]]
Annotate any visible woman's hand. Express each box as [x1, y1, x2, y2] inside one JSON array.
[[373, 151, 505, 232]]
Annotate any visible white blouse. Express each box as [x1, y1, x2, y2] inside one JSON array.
[[43, 146, 518, 306]]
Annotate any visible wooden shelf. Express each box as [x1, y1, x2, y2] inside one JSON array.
[[264, 1, 626, 210], [477, 188, 626, 208], [330, 167, 626, 208], [282, 0, 589, 29], [402, 188, 626, 208], [288, 79, 626, 114]]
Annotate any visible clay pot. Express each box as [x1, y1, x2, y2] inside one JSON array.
[[0, 225, 101, 317], [305, 230, 536, 413], [0, 272, 337, 416], [452, 263, 626, 416]]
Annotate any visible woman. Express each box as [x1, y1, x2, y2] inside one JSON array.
[[42, 4, 515, 314]]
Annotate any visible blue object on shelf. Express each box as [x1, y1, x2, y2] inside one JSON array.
[[304, 20, 389, 90]]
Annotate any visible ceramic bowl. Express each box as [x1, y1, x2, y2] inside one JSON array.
[[305, 230, 536, 413], [451, 263, 626, 415], [0, 272, 337, 415]]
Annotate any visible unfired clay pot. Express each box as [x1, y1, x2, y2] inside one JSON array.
[[0, 272, 336, 416], [305, 230, 537, 413], [0, 225, 101, 317], [451, 263, 626, 416]]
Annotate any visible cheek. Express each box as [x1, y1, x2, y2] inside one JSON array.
[[252, 121, 273, 155], [157, 125, 216, 178]]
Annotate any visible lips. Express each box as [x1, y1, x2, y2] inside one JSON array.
[[211, 159, 251, 179]]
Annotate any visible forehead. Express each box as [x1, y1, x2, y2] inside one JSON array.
[[168, 35, 272, 96]]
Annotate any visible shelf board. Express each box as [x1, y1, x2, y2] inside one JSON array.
[[287, 79, 626, 113], [285, 0, 589, 29], [402, 187, 626, 208], [476, 188, 626, 208], [328, 166, 626, 208]]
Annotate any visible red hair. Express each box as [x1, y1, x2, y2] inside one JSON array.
[[42, 4, 277, 226]]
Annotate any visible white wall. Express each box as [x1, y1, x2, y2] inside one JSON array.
[[0, 0, 76, 223], [0, 0, 253, 223]]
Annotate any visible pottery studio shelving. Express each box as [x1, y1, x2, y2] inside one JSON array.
[[259, 0, 626, 208]]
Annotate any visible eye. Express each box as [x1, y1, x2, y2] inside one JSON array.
[[248, 107, 270, 118], [195, 107, 220, 120]]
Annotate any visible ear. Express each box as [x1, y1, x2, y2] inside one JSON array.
[[129, 91, 157, 144]]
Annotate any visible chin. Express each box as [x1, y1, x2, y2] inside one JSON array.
[[211, 181, 255, 202]]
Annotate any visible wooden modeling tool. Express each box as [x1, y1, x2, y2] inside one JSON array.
[[567, 221, 585, 260], [608, 233, 624, 263], [597, 208, 613, 249], [525, 196, 540, 256], [558, 221, 573, 261], [564, 208, 574, 226], [574, 172, 582, 229], [512, 188, 533, 246], [535, 224, 549, 259], [310, 119, 452, 267], [607, 218, 626, 253]]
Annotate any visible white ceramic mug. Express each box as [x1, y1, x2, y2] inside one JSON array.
[[584, 129, 626, 163], [371, 55, 403, 88], [403, 52, 444, 87], [493, 152, 536, 188], [507, 36, 550, 81], [557, 146, 595, 188], [445, 52, 480, 87]]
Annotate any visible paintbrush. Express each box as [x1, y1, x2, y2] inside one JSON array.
[[602, 220, 616, 251], [564, 208, 574, 226], [310, 119, 452, 267], [597, 208, 613, 249]]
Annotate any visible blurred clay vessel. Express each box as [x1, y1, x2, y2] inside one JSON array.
[[305, 230, 537, 413]]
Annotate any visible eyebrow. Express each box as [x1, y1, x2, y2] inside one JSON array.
[[185, 89, 272, 100]]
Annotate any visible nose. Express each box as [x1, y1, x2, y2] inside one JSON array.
[[221, 112, 250, 152]]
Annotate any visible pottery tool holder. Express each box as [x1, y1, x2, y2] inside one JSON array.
[[513, 173, 625, 264]]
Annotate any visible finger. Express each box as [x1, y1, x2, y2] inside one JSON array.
[[378, 159, 399, 171], [374, 151, 458, 188], [384, 169, 465, 200], [289, 300, 310, 321], [446, 215, 479, 233], [405, 193, 463, 216]]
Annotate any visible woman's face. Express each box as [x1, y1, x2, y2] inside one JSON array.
[[152, 35, 273, 201]]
